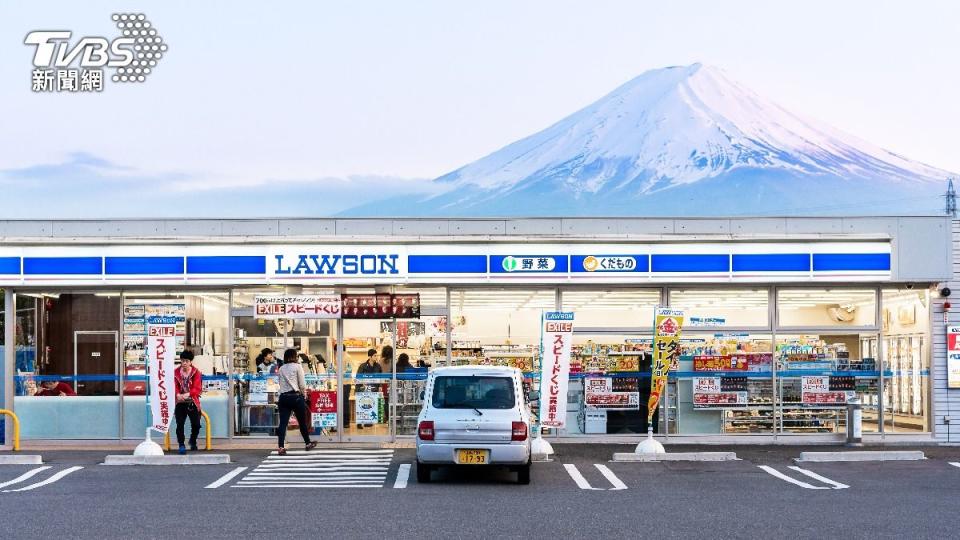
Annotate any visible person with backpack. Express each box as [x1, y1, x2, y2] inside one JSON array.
[[276, 348, 317, 455]]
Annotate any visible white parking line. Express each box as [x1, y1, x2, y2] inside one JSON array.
[[0, 467, 52, 490], [757, 465, 828, 490], [594, 464, 627, 490], [949, 462, 960, 469], [563, 464, 602, 490], [393, 464, 411, 489], [3, 466, 83, 492], [204, 466, 248, 489], [787, 466, 849, 489]]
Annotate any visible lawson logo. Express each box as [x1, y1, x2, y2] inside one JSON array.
[[274, 254, 400, 275]]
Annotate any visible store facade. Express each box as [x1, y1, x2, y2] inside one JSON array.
[[0, 216, 952, 444]]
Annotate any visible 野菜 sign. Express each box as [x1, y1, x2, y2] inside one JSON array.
[[254, 295, 341, 319], [539, 312, 575, 428]]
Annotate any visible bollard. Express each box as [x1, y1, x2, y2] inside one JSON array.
[[163, 410, 213, 451], [846, 396, 863, 447], [0, 409, 20, 451]]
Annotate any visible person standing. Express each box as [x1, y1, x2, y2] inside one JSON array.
[[276, 348, 317, 455], [256, 348, 277, 375], [174, 351, 203, 454]]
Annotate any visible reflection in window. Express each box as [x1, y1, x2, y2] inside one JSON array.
[[670, 289, 769, 327], [777, 289, 877, 327]]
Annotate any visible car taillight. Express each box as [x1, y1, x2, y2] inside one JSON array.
[[512, 421, 527, 441], [418, 421, 435, 441]]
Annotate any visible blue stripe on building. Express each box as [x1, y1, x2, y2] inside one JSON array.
[[651, 254, 729, 273], [813, 253, 890, 271], [186, 256, 266, 274], [408, 255, 487, 273], [23, 257, 102, 275], [0, 257, 20, 274], [489, 255, 569, 273], [105, 256, 185, 275], [732, 253, 810, 272], [571, 255, 649, 272]]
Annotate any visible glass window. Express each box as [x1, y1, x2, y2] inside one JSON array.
[[560, 289, 661, 327], [670, 289, 769, 328], [431, 376, 515, 409], [775, 333, 880, 434], [777, 288, 877, 327], [122, 291, 230, 439], [14, 292, 122, 438], [881, 289, 931, 433], [676, 333, 774, 435]]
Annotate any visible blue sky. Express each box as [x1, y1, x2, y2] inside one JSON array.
[[1, 1, 958, 217]]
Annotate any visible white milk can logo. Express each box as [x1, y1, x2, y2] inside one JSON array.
[[24, 13, 167, 92]]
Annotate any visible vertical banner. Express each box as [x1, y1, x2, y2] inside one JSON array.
[[146, 316, 177, 433], [648, 307, 684, 427], [948, 326, 960, 389], [540, 312, 575, 428]]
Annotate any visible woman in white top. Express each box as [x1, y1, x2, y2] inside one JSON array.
[[276, 349, 317, 455]]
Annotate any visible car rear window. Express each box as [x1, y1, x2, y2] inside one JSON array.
[[431, 376, 515, 409]]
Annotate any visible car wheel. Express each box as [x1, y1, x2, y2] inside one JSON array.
[[416, 462, 432, 483], [517, 463, 531, 485]]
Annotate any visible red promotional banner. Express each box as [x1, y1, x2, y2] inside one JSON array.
[[308, 390, 338, 413], [693, 355, 748, 371]]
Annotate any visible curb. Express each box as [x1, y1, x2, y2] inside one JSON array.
[[0, 455, 43, 465], [795, 450, 925, 462], [612, 452, 738, 462], [103, 454, 232, 465]]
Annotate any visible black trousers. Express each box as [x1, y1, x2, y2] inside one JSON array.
[[278, 392, 311, 447], [174, 402, 201, 446]]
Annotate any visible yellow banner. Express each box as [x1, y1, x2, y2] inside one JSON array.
[[648, 307, 684, 426]]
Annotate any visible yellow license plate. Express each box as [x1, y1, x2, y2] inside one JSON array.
[[457, 449, 489, 465]]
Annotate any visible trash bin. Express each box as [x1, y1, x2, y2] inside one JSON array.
[[846, 396, 863, 446]]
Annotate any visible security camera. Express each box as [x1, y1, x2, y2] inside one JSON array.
[[942, 287, 952, 298], [905, 283, 914, 290]]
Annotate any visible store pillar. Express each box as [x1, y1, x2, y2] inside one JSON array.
[[3, 288, 14, 448]]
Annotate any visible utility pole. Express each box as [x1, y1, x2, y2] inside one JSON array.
[[947, 178, 957, 218]]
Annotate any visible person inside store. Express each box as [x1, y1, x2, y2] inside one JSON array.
[[255, 348, 277, 375], [35, 379, 77, 396], [355, 348, 382, 429], [174, 350, 203, 454], [395, 353, 413, 373], [379, 345, 394, 422], [276, 348, 317, 455]]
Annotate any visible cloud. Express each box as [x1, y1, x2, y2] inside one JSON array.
[[0, 153, 441, 218]]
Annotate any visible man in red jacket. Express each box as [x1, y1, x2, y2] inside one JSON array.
[[35, 380, 76, 396], [174, 350, 203, 454]]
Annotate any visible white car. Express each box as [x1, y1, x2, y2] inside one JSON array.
[[415, 366, 533, 484]]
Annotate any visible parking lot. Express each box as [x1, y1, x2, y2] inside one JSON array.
[[1, 445, 959, 538]]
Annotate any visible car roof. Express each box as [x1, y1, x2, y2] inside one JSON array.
[[430, 366, 520, 377]]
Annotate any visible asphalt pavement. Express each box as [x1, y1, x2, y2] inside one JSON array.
[[1, 444, 959, 539]]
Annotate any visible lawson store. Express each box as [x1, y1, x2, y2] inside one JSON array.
[[0, 216, 953, 446]]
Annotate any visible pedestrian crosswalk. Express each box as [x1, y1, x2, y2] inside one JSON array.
[[232, 449, 394, 489]]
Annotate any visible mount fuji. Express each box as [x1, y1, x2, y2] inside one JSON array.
[[343, 63, 951, 217]]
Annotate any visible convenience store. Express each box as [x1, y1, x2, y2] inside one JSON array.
[[0, 216, 953, 444]]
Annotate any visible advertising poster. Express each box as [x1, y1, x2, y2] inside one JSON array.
[[801, 376, 854, 406], [539, 311, 575, 428], [584, 377, 640, 410], [693, 355, 748, 372], [355, 391, 382, 424], [948, 326, 960, 389], [309, 390, 338, 413], [146, 316, 177, 433], [649, 307, 684, 425], [693, 376, 749, 408], [254, 295, 342, 319]]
